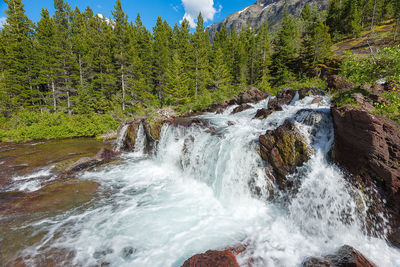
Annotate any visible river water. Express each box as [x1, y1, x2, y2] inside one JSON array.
[[1, 96, 400, 266]]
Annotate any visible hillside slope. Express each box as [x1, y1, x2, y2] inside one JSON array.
[[207, 0, 329, 40]]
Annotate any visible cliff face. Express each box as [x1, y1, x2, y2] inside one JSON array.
[[207, 0, 329, 40]]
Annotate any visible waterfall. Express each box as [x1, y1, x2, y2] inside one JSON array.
[[16, 96, 400, 267], [114, 124, 129, 152], [132, 123, 147, 156]]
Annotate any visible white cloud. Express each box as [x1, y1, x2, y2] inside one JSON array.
[[0, 17, 6, 29], [180, 0, 221, 28]]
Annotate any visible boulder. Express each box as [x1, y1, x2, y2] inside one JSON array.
[[331, 105, 400, 233], [238, 87, 270, 104], [360, 82, 385, 95], [254, 108, 273, 120], [95, 148, 121, 160], [117, 118, 144, 151], [350, 93, 375, 111], [268, 89, 297, 111], [259, 120, 311, 189], [311, 96, 323, 104], [303, 245, 376, 267], [182, 249, 240, 267], [328, 75, 355, 92], [231, 104, 252, 114]]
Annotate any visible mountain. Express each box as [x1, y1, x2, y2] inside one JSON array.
[[207, 0, 329, 40]]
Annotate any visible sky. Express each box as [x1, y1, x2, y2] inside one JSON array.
[[0, 0, 254, 30]]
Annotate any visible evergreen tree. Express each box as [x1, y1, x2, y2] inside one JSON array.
[[152, 17, 170, 105], [210, 47, 231, 93], [191, 13, 211, 100], [273, 7, 298, 84], [35, 8, 58, 112], [164, 53, 190, 110], [2, 0, 35, 109], [112, 0, 130, 112], [255, 20, 272, 90]]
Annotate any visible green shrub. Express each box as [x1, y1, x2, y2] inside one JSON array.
[[340, 45, 400, 84], [373, 87, 400, 123], [0, 111, 119, 142]]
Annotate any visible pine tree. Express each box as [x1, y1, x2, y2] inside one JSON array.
[[165, 53, 190, 110], [210, 47, 231, 93], [112, 0, 130, 112], [2, 0, 35, 109], [152, 17, 171, 106], [35, 8, 58, 112], [191, 13, 211, 100], [255, 20, 272, 90], [273, 7, 298, 84]]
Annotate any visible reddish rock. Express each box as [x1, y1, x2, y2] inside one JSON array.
[[206, 103, 229, 113], [311, 97, 323, 104], [303, 245, 376, 267], [369, 94, 390, 105], [328, 75, 355, 92], [332, 105, 400, 232], [182, 250, 239, 267], [360, 82, 385, 95], [231, 104, 252, 114], [64, 157, 99, 173], [95, 148, 121, 160], [259, 120, 311, 189]]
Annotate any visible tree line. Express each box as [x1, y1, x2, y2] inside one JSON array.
[[0, 0, 397, 117]]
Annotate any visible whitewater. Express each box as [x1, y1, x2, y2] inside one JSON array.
[[17, 95, 400, 266]]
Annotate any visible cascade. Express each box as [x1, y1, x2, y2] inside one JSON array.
[[15, 96, 400, 267]]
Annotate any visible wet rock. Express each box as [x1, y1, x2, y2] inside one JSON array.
[[206, 103, 229, 113], [95, 148, 121, 160], [268, 89, 297, 111], [117, 118, 144, 151], [388, 228, 400, 248], [303, 245, 376, 267], [259, 120, 311, 189], [298, 87, 325, 99], [64, 157, 99, 173], [231, 104, 252, 114], [332, 105, 400, 233], [238, 87, 270, 104], [182, 249, 240, 267], [307, 245, 376, 267], [1, 179, 99, 215], [303, 257, 332, 267], [254, 108, 273, 120], [311, 96, 323, 104], [328, 75, 355, 92]]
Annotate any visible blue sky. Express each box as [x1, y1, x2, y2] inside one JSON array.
[[0, 0, 254, 29]]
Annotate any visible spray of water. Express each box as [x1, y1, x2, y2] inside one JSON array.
[[14, 96, 400, 267]]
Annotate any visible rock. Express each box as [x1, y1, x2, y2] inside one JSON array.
[[231, 104, 252, 114], [311, 96, 323, 104], [268, 89, 297, 111], [238, 87, 270, 104], [298, 87, 325, 99], [206, 103, 229, 113], [259, 120, 311, 189], [117, 118, 144, 151], [64, 157, 99, 173], [303, 257, 332, 267], [369, 94, 390, 105], [254, 108, 273, 120], [303, 245, 376, 267], [328, 75, 355, 92], [332, 105, 400, 232], [388, 228, 400, 248], [182, 249, 239, 267], [360, 82, 385, 95], [95, 148, 120, 160], [350, 93, 375, 111], [294, 109, 326, 128]]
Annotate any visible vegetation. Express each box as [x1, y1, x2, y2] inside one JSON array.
[[0, 0, 398, 141]]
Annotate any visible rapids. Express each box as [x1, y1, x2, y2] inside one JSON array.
[[9, 96, 400, 266]]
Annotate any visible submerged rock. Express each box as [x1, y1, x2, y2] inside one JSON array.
[[182, 249, 240, 267], [303, 245, 376, 267], [259, 120, 312, 189]]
